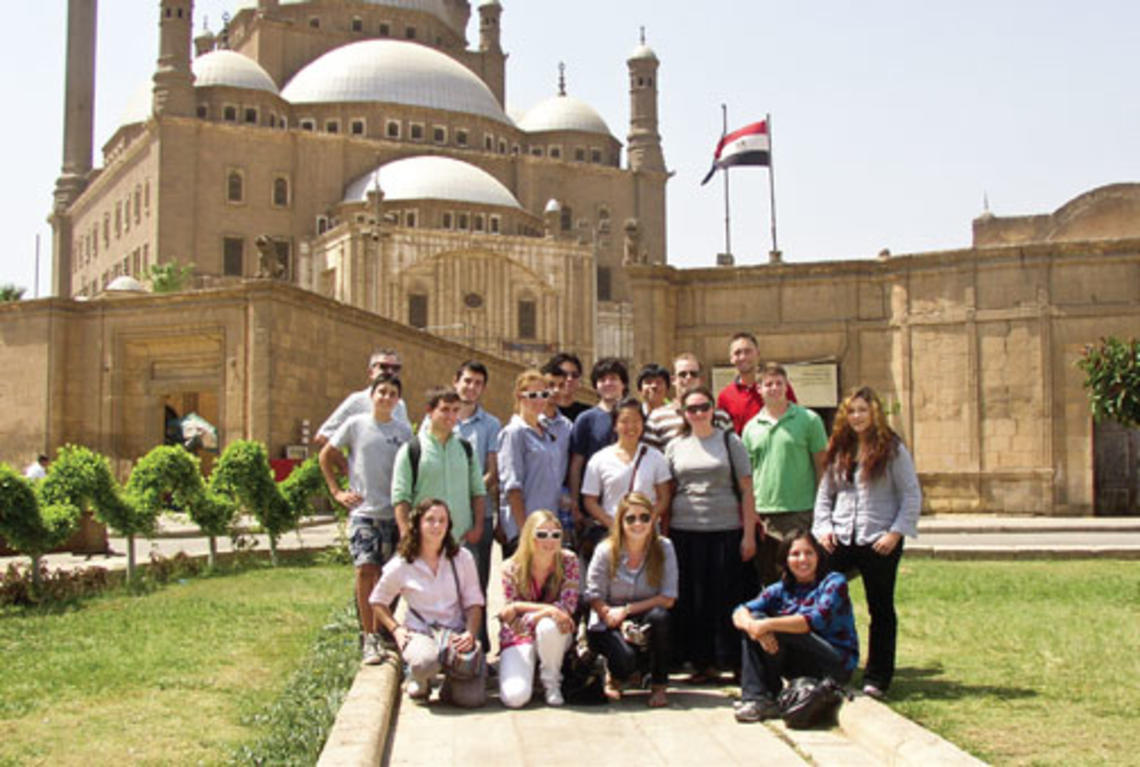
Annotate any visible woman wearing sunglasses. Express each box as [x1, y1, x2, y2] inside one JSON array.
[[580, 397, 671, 559], [497, 511, 581, 707], [584, 493, 678, 707], [498, 369, 569, 558], [666, 386, 758, 684]]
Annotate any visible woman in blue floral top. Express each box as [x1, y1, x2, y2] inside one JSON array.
[[731, 529, 858, 723]]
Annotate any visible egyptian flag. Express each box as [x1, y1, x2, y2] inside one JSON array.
[[700, 120, 770, 185]]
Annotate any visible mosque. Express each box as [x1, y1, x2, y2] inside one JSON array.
[[50, 0, 668, 363], [4, 0, 1136, 519]]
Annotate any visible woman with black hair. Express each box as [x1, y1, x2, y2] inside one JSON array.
[[731, 530, 858, 723], [813, 386, 921, 699], [371, 498, 486, 707]]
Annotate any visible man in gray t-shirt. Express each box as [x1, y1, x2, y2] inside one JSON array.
[[320, 375, 412, 666]]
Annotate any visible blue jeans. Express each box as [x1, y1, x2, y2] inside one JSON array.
[[740, 630, 852, 702]]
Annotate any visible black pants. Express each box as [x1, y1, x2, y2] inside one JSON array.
[[828, 540, 903, 690], [740, 631, 851, 702], [588, 606, 671, 686], [670, 528, 755, 670]]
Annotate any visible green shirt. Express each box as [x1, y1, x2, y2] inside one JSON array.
[[391, 430, 487, 542], [742, 403, 828, 513]]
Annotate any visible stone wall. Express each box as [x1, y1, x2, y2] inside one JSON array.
[[628, 238, 1140, 515]]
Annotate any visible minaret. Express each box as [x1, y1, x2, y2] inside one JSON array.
[[153, 0, 196, 117], [476, 0, 505, 106], [50, 0, 98, 297], [626, 27, 665, 173], [478, 0, 502, 52]]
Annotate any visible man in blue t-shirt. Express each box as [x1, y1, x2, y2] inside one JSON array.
[[567, 357, 628, 531]]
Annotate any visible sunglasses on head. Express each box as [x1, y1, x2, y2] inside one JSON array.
[[520, 390, 552, 400], [534, 529, 562, 540], [684, 402, 713, 414], [623, 511, 653, 525]]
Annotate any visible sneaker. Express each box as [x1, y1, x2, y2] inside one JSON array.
[[361, 634, 383, 666], [862, 683, 885, 700], [544, 685, 565, 706], [407, 678, 431, 701], [734, 698, 781, 723]]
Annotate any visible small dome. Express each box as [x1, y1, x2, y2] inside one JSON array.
[[544, 198, 562, 213], [282, 40, 511, 124], [119, 81, 152, 125], [628, 43, 658, 62], [192, 50, 279, 93], [106, 275, 147, 293], [344, 155, 522, 209], [518, 94, 613, 136]]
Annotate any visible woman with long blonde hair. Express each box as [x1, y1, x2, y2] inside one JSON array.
[[812, 386, 921, 699], [584, 493, 678, 707], [497, 510, 580, 707]]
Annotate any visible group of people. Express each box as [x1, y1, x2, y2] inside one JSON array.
[[316, 333, 922, 720]]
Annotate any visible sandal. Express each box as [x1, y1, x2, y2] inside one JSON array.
[[648, 684, 668, 708], [604, 673, 623, 701], [686, 667, 719, 685]]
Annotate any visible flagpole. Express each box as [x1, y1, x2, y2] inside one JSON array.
[[767, 112, 780, 260], [722, 104, 732, 259]]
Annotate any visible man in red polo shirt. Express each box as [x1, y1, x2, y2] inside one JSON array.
[[716, 332, 796, 434]]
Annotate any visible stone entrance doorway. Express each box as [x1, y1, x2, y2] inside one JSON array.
[[1093, 419, 1140, 515]]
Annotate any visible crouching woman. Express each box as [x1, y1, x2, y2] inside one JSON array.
[[498, 511, 581, 708], [731, 530, 858, 723], [371, 498, 487, 707]]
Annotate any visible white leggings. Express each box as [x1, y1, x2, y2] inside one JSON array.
[[498, 616, 572, 708]]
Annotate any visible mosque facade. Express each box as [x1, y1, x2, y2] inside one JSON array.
[[50, 0, 668, 364]]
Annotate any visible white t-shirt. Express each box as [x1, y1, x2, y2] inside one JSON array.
[[581, 443, 670, 518], [330, 413, 412, 519]]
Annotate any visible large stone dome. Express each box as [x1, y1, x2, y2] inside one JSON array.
[[344, 155, 522, 208], [281, 40, 511, 124], [517, 94, 613, 136], [192, 50, 279, 93]]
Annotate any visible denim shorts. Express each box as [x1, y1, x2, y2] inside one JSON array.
[[349, 515, 398, 568]]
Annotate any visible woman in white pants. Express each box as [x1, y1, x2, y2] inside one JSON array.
[[498, 510, 580, 707]]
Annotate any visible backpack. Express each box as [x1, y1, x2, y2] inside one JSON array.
[[777, 676, 850, 729], [559, 645, 607, 705], [407, 435, 473, 491]]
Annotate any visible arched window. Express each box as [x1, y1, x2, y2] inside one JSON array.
[[227, 171, 243, 203], [273, 177, 289, 207], [518, 299, 537, 339]]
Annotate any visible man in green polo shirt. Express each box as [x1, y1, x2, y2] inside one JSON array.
[[741, 362, 828, 584], [392, 388, 486, 545]]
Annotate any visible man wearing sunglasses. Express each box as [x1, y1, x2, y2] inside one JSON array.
[[645, 353, 733, 450], [314, 348, 411, 449], [548, 352, 590, 423]]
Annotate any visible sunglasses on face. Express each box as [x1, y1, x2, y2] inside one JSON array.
[[676, 370, 700, 379], [623, 512, 653, 525], [534, 529, 562, 540], [520, 390, 552, 400], [372, 362, 402, 373], [684, 402, 713, 414], [561, 369, 582, 380]]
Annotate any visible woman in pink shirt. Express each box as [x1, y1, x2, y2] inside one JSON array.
[[497, 510, 580, 707], [371, 498, 487, 707]]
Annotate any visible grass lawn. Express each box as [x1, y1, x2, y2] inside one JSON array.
[[850, 558, 1140, 766], [0, 561, 353, 766]]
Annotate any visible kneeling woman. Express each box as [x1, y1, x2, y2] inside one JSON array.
[[731, 530, 858, 723], [584, 493, 678, 707], [498, 511, 581, 708], [371, 498, 487, 707]]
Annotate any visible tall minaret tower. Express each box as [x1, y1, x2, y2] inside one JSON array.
[[50, 0, 98, 297], [626, 28, 665, 173], [476, 0, 506, 106], [153, 0, 196, 117]]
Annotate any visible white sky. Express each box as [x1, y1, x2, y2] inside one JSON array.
[[3, 1, 1139, 294]]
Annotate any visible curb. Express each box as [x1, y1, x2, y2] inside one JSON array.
[[906, 546, 1140, 560], [150, 515, 339, 539], [317, 653, 402, 767], [839, 695, 986, 766]]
